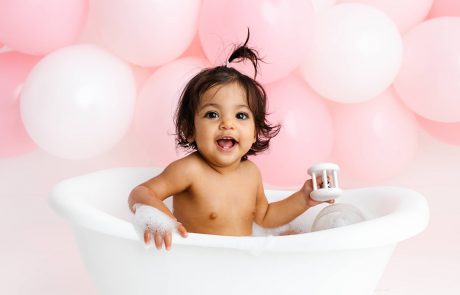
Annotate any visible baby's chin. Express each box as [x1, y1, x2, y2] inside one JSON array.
[[203, 151, 248, 168]]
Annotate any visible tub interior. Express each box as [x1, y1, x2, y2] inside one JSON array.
[[57, 167, 395, 231]]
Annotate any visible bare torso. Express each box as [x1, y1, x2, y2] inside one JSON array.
[[172, 153, 259, 236]]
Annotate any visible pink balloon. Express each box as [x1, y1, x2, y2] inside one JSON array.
[[181, 33, 206, 59], [428, 0, 460, 18], [92, 0, 201, 67], [0, 0, 88, 55], [0, 52, 39, 157], [199, 0, 315, 84], [252, 76, 334, 187], [394, 17, 460, 122], [75, 0, 102, 45], [338, 0, 434, 32], [133, 57, 209, 167], [332, 89, 418, 182], [131, 65, 155, 91], [418, 116, 460, 146]]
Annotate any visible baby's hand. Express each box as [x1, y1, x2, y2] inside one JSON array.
[[143, 222, 188, 251], [301, 176, 335, 207], [133, 204, 188, 251]]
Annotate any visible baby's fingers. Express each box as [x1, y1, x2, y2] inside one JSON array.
[[177, 222, 189, 238], [154, 231, 163, 250], [144, 229, 151, 245], [315, 175, 332, 187], [164, 232, 172, 251]]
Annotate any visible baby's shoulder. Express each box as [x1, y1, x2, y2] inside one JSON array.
[[241, 159, 262, 178], [167, 152, 203, 174]]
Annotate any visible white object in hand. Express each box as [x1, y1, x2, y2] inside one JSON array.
[[132, 204, 177, 245], [307, 162, 342, 201], [311, 203, 366, 232]]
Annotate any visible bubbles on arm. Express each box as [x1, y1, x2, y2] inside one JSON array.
[[132, 204, 178, 248]]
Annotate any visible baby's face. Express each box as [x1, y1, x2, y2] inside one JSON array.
[[192, 82, 256, 168]]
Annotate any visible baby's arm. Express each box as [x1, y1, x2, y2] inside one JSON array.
[[253, 169, 333, 229], [128, 158, 195, 250]]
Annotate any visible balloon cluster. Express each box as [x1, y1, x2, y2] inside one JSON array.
[[0, 0, 459, 185]]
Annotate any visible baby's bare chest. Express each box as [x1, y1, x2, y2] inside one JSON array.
[[194, 176, 257, 208], [171, 163, 262, 235], [176, 173, 258, 221]]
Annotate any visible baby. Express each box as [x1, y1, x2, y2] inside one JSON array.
[[128, 34, 333, 251]]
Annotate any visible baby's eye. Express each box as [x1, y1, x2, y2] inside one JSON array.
[[236, 112, 249, 120], [204, 111, 219, 119]]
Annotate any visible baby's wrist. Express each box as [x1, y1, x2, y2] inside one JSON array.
[[299, 189, 311, 206], [133, 204, 177, 234]]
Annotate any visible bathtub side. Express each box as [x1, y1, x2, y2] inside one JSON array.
[[49, 167, 160, 240], [73, 225, 397, 295], [49, 167, 430, 295]]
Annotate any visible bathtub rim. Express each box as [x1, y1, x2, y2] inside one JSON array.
[[49, 167, 430, 253]]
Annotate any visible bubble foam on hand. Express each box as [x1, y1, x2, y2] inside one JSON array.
[[132, 204, 177, 247]]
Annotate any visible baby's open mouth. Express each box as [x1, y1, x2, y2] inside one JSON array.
[[216, 137, 237, 149]]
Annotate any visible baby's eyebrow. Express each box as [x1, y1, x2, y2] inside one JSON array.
[[199, 103, 220, 110], [236, 104, 251, 110], [199, 103, 250, 111]]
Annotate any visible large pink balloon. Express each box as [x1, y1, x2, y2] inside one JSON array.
[[0, 52, 39, 157], [428, 0, 460, 18], [0, 0, 88, 55], [181, 33, 206, 59], [418, 116, 460, 146], [133, 57, 209, 167], [394, 17, 460, 123], [92, 0, 201, 67], [199, 0, 315, 84], [338, 0, 434, 32], [252, 76, 334, 187], [332, 89, 418, 182]]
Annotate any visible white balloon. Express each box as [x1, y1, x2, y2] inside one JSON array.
[[300, 3, 402, 103], [311, 0, 337, 14], [338, 0, 434, 33], [20, 44, 136, 159]]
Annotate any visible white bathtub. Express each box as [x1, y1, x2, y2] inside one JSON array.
[[49, 167, 429, 295]]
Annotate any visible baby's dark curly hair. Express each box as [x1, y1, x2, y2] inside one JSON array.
[[174, 30, 280, 160]]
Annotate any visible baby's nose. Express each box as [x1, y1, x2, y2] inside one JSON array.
[[220, 124, 233, 130], [219, 119, 234, 130]]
